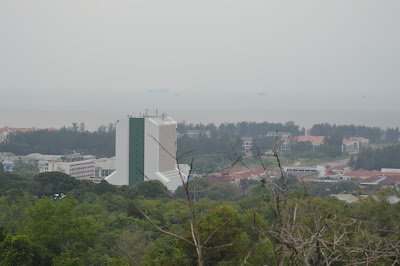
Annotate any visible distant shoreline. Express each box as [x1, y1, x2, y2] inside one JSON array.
[[1, 108, 399, 131]]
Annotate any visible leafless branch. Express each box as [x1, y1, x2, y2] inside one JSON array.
[[139, 208, 194, 246]]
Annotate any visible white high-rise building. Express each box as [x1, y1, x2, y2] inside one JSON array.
[[106, 114, 187, 191]]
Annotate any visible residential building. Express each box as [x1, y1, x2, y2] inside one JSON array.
[[0, 127, 39, 143], [266, 132, 292, 138], [342, 137, 369, 154], [261, 132, 292, 153], [106, 114, 188, 190], [0, 131, 9, 143], [241, 137, 253, 155], [185, 129, 212, 139], [296, 136, 325, 147], [279, 135, 291, 153]]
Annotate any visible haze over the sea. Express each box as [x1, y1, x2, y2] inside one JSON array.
[[1, 1, 399, 129], [1, 108, 399, 131]]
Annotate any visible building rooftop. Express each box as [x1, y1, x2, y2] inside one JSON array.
[[208, 168, 265, 183], [344, 170, 383, 179], [343, 137, 369, 146], [0, 127, 40, 134], [147, 116, 176, 126], [360, 175, 387, 185], [381, 168, 400, 173], [350, 137, 369, 142], [380, 175, 400, 186], [355, 171, 400, 186], [296, 136, 325, 145]]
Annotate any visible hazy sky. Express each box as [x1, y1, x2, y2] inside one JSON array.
[[1, 1, 399, 129]]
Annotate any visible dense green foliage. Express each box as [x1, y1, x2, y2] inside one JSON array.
[[1, 122, 398, 160], [0, 122, 400, 163], [177, 121, 303, 138], [253, 135, 343, 158], [352, 144, 400, 170], [310, 123, 400, 143], [177, 121, 303, 173], [177, 135, 241, 159], [1, 170, 400, 265], [0, 125, 115, 157], [1, 121, 302, 158]]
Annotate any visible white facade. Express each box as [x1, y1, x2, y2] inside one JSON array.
[[342, 137, 369, 154], [185, 130, 212, 138], [38, 154, 98, 182], [1, 159, 14, 172], [241, 137, 253, 155], [95, 157, 116, 178], [0, 132, 9, 143], [109, 117, 130, 186], [284, 166, 326, 178], [106, 115, 188, 191], [144, 117, 160, 183], [279, 135, 291, 153], [147, 116, 184, 190], [381, 168, 400, 173]]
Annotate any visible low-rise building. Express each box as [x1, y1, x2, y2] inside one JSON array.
[[0, 127, 56, 144], [342, 170, 382, 180], [185, 129, 212, 139], [284, 166, 326, 178], [381, 168, 400, 173], [241, 137, 254, 155], [279, 135, 292, 153], [342, 169, 400, 189], [38, 153, 99, 182], [208, 168, 265, 184], [296, 136, 325, 147], [0, 131, 9, 143], [266, 132, 292, 138], [95, 157, 116, 178], [342, 137, 369, 154], [0, 127, 39, 143], [1, 159, 14, 172]]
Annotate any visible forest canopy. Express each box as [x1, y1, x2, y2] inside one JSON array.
[[1, 169, 400, 265]]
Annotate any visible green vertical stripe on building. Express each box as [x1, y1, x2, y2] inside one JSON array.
[[129, 118, 145, 185]]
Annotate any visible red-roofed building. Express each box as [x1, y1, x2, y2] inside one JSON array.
[[381, 175, 400, 187], [360, 175, 387, 185], [344, 170, 382, 179], [208, 168, 265, 184], [351, 170, 400, 188], [359, 174, 400, 188], [0, 127, 39, 143], [296, 136, 325, 147]]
